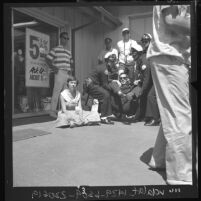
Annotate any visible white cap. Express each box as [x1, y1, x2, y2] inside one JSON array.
[[131, 43, 143, 52], [146, 33, 152, 39], [122, 28, 129, 33], [104, 49, 118, 59]]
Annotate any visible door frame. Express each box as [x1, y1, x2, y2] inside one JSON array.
[[12, 7, 70, 119]]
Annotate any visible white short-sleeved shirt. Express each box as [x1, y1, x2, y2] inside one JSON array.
[[98, 48, 118, 63], [117, 39, 138, 64], [146, 5, 191, 65]]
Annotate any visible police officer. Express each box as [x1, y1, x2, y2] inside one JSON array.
[[83, 53, 118, 124], [139, 33, 160, 125]]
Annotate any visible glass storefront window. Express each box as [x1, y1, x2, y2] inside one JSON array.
[[13, 10, 58, 115]]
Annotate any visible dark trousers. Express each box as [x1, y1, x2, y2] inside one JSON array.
[[131, 85, 146, 119], [87, 84, 112, 118], [135, 94, 147, 120], [122, 99, 138, 115], [145, 85, 160, 121], [111, 93, 138, 116], [110, 93, 123, 114]]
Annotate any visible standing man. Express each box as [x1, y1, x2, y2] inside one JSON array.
[[98, 38, 118, 64], [46, 32, 72, 118], [147, 5, 192, 185], [117, 28, 138, 83], [135, 33, 160, 125]]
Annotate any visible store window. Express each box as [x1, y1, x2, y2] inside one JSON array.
[[13, 10, 59, 115]]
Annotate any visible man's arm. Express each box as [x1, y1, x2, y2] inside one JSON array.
[[162, 5, 190, 35], [99, 67, 112, 91], [98, 50, 104, 64], [46, 49, 56, 70], [109, 81, 124, 96]]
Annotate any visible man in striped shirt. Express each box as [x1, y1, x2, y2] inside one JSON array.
[[46, 32, 72, 118]]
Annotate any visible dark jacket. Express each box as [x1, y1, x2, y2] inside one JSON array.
[[140, 53, 153, 94], [133, 57, 143, 84], [89, 64, 111, 91]]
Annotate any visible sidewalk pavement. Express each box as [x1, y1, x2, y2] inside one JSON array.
[[13, 117, 166, 186]]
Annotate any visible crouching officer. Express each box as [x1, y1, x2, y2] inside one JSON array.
[[83, 53, 118, 124]]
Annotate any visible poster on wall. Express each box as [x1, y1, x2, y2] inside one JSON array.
[[25, 28, 50, 87]]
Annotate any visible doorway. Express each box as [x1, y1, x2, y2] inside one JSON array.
[[13, 10, 59, 117]]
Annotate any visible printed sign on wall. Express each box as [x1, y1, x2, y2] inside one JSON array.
[[25, 28, 50, 87]]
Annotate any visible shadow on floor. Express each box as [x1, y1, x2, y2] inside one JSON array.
[[140, 147, 167, 182], [13, 115, 56, 127]]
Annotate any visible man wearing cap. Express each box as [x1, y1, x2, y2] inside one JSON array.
[[46, 32, 73, 118], [132, 33, 160, 123], [117, 28, 138, 82], [98, 38, 118, 65], [139, 33, 160, 126], [147, 5, 192, 185], [83, 53, 117, 124]]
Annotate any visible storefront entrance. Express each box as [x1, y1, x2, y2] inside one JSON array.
[[13, 10, 59, 118]]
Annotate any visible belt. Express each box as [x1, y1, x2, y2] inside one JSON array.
[[59, 69, 72, 75]]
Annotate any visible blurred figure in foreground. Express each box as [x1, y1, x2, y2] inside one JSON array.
[[147, 5, 192, 185]]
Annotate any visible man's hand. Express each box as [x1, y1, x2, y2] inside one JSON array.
[[118, 91, 126, 97], [162, 6, 190, 35], [134, 80, 140, 86], [50, 67, 58, 74]]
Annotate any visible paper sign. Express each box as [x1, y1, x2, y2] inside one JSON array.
[[25, 28, 50, 87]]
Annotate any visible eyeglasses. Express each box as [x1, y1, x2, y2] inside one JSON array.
[[119, 76, 127, 80], [69, 81, 77, 85]]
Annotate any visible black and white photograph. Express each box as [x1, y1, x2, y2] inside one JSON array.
[[4, 0, 198, 200]]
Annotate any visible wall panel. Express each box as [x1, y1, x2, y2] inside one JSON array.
[[33, 6, 154, 93]]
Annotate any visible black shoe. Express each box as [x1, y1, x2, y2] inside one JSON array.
[[144, 119, 153, 125], [144, 119, 159, 126], [114, 112, 122, 119], [101, 118, 114, 125], [132, 117, 141, 123]]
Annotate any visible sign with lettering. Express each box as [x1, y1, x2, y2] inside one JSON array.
[[25, 28, 50, 87]]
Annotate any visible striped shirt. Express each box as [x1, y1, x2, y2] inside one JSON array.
[[46, 45, 72, 71]]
